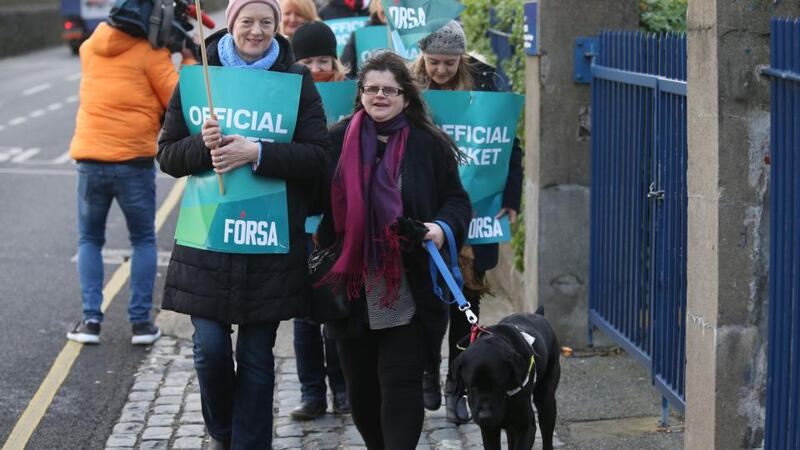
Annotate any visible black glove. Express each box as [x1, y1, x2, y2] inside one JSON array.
[[395, 216, 429, 253]]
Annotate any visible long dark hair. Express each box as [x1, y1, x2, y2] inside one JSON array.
[[354, 51, 464, 167]]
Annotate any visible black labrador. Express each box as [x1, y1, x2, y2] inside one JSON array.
[[451, 310, 561, 450]]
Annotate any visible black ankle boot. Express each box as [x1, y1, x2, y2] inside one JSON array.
[[290, 399, 327, 420], [333, 391, 350, 414], [422, 370, 442, 410], [208, 436, 231, 450]]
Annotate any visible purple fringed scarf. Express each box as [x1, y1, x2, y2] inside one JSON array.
[[321, 109, 410, 307]]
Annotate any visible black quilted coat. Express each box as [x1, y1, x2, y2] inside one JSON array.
[[156, 30, 330, 324]]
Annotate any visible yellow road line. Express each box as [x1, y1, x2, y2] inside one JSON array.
[[2, 178, 186, 450], [155, 177, 187, 232]]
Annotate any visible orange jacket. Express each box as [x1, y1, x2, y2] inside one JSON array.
[[70, 23, 193, 162]]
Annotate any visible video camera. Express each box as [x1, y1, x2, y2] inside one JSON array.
[[167, 0, 196, 54], [108, 0, 214, 54]]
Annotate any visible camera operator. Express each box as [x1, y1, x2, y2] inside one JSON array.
[[66, 0, 197, 345]]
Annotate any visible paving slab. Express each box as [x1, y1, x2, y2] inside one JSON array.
[[108, 291, 686, 449]]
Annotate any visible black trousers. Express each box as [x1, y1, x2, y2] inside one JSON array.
[[336, 317, 425, 450]]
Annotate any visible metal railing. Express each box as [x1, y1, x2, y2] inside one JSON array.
[[588, 31, 687, 421], [765, 17, 800, 450]]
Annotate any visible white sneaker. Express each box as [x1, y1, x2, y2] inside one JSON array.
[[131, 322, 161, 345], [66, 320, 101, 344]]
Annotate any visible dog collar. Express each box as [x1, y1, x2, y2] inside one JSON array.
[[506, 329, 537, 397]]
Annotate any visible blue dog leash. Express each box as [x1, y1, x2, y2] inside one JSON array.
[[425, 220, 478, 325], [428, 220, 463, 297]]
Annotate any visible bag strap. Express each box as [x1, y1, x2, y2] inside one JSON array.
[[425, 221, 477, 324]]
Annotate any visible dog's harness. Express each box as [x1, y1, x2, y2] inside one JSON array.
[[425, 220, 478, 325], [506, 328, 537, 397]]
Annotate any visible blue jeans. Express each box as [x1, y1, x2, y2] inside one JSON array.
[[76, 162, 156, 324], [191, 317, 279, 449], [293, 318, 346, 403]]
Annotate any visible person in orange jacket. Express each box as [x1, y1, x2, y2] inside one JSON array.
[[66, 10, 195, 346]]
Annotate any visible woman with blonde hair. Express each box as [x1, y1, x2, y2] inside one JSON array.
[[279, 0, 319, 38], [411, 21, 489, 92], [412, 20, 524, 425], [291, 21, 348, 82]]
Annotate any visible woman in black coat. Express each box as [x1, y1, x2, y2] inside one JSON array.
[[411, 20, 525, 424], [339, 0, 386, 79], [156, 1, 329, 448], [318, 0, 369, 20], [316, 51, 471, 449]]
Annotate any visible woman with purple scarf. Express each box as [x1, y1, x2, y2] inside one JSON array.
[[315, 51, 471, 449]]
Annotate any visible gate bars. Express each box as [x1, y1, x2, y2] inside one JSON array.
[[765, 17, 800, 450], [588, 31, 688, 421]]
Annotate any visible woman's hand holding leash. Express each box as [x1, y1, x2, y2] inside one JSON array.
[[423, 222, 445, 249]]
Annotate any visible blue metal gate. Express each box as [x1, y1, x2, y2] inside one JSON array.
[[587, 31, 687, 417], [765, 17, 800, 450]]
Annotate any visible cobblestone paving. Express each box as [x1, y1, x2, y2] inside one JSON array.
[[106, 336, 563, 449]]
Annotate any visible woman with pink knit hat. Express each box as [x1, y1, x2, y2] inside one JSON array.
[[157, 0, 330, 448]]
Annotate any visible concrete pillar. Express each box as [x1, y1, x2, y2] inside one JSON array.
[[685, 1, 799, 448], [524, 0, 637, 348]]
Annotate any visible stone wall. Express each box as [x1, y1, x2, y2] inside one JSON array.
[[684, 0, 799, 448], [525, 0, 638, 349]]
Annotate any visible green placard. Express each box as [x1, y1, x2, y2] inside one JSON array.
[[315, 80, 357, 125], [304, 80, 357, 234], [176, 66, 302, 254], [380, 0, 465, 49], [424, 90, 524, 245], [324, 17, 369, 57], [354, 25, 420, 67]]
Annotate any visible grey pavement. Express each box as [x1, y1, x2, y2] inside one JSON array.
[[106, 290, 683, 449], [556, 350, 685, 450]]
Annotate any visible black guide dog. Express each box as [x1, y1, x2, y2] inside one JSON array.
[[452, 309, 561, 450]]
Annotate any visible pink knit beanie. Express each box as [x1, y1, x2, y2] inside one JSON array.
[[226, 0, 282, 32]]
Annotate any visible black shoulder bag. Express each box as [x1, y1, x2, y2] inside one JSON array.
[[307, 244, 351, 323]]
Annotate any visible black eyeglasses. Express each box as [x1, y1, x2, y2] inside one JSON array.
[[361, 85, 404, 97]]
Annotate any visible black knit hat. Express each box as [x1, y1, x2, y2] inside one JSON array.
[[290, 21, 338, 61]]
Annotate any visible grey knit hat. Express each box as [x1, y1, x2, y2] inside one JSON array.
[[418, 20, 466, 55]]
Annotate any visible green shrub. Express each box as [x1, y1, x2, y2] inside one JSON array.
[[460, 0, 686, 274], [640, 0, 687, 33]]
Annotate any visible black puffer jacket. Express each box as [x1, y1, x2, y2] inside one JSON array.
[[340, 13, 384, 79], [465, 56, 524, 272], [157, 30, 330, 324], [318, 120, 472, 342]]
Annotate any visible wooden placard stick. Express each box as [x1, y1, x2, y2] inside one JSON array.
[[193, 0, 225, 195]]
